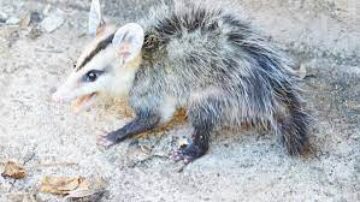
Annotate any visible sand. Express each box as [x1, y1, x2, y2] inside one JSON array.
[[0, 0, 359, 201]]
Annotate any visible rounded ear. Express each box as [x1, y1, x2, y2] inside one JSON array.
[[88, 0, 105, 36], [112, 23, 144, 63]]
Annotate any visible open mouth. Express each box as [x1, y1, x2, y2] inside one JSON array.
[[71, 92, 98, 113]]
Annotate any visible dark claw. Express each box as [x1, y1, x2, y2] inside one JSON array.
[[170, 149, 186, 162], [171, 143, 206, 164], [96, 131, 124, 150]]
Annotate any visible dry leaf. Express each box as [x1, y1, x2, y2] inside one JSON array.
[[64, 189, 107, 202], [66, 189, 96, 198], [63, 177, 107, 201], [39, 176, 88, 195], [1, 161, 26, 179]]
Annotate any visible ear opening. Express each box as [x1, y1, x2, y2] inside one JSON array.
[[112, 23, 145, 63], [88, 0, 105, 36]]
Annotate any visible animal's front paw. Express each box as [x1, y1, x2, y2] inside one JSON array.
[[96, 131, 122, 150], [171, 143, 206, 164]]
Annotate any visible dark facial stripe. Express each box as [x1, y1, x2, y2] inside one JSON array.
[[76, 33, 115, 71]]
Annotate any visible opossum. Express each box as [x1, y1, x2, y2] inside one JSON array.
[[52, 0, 311, 163]]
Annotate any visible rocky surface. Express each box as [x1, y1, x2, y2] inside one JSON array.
[[0, 0, 359, 201]]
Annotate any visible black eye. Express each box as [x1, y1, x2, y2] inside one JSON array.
[[85, 70, 103, 82]]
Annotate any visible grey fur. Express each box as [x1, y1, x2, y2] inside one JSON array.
[[102, 1, 311, 160]]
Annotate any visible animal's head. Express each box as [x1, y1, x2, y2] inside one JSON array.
[[52, 0, 144, 112]]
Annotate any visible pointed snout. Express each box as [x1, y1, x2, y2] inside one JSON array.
[[51, 76, 77, 103], [52, 91, 63, 102], [51, 87, 71, 103]]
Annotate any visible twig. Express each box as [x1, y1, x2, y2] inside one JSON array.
[[177, 164, 188, 173], [8, 179, 16, 192], [129, 154, 168, 168], [23, 153, 36, 166], [29, 162, 79, 168], [34, 48, 64, 53]]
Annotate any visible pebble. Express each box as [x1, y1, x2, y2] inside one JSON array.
[[0, 11, 8, 23], [6, 17, 21, 25], [40, 9, 65, 33], [26, 27, 43, 40], [21, 11, 43, 27]]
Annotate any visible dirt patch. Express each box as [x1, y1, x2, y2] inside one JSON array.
[[0, 0, 359, 201]]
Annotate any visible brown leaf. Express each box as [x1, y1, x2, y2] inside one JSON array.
[[64, 178, 107, 201], [40, 177, 107, 201], [64, 189, 107, 202], [39, 176, 88, 195], [1, 161, 26, 179]]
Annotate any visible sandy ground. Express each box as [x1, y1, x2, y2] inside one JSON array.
[[0, 0, 359, 201]]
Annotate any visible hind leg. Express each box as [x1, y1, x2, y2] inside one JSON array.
[[172, 99, 219, 163]]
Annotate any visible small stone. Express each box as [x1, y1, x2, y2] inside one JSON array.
[[6, 17, 21, 25], [43, 4, 52, 16], [0, 11, 8, 23], [41, 9, 65, 33], [30, 12, 42, 24], [26, 27, 42, 40], [21, 11, 43, 28]]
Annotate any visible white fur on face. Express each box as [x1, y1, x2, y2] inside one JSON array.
[[108, 55, 140, 97], [53, 43, 141, 103], [53, 21, 145, 107], [53, 0, 144, 107]]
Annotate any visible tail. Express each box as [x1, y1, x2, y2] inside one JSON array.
[[278, 90, 311, 155]]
